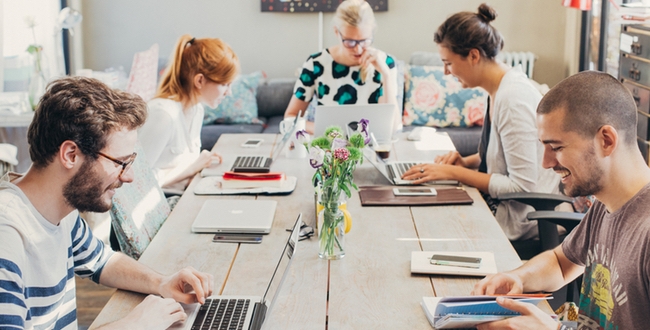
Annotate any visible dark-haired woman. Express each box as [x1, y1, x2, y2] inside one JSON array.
[[139, 35, 239, 191], [403, 4, 559, 241]]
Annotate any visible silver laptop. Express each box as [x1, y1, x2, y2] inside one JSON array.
[[172, 214, 302, 330], [362, 147, 459, 186], [191, 199, 277, 234], [314, 104, 395, 144], [230, 112, 303, 173]]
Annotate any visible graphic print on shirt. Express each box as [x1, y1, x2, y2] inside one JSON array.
[[578, 243, 627, 330]]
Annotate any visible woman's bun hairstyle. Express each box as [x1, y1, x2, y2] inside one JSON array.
[[434, 3, 504, 60]]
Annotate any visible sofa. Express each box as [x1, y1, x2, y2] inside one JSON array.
[[200, 52, 483, 156]]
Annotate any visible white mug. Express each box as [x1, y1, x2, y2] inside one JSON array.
[[279, 116, 307, 135]]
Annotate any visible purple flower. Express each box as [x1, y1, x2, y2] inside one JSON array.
[[333, 148, 350, 161], [359, 118, 370, 144], [295, 130, 310, 146], [309, 146, 325, 168], [331, 138, 348, 150]]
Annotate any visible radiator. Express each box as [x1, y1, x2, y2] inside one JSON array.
[[497, 52, 537, 79]]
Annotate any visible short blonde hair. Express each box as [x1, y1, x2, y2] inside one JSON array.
[[333, 0, 376, 30]]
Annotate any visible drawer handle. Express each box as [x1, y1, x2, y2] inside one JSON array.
[[630, 63, 641, 81], [632, 43, 643, 55], [634, 95, 641, 107]]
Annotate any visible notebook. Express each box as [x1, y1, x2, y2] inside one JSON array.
[[191, 199, 277, 234], [421, 294, 552, 329], [362, 147, 459, 186], [193, 176, 298, 195], [170, 214, 302, 330], [358, 186, 473, 206], [314, 104, 395, 144]]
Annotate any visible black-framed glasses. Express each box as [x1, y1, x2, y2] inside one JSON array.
[[98, 152, 137, 178], [338, 32, 373, 49]]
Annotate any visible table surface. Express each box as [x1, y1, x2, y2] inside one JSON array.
[[90, 132, 523, 329]]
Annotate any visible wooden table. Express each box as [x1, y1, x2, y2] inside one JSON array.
[[90, 133, 522, 329]]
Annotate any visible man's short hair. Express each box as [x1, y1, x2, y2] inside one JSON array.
[[28, 76, 147, 168], [537, 71, 637, 145]]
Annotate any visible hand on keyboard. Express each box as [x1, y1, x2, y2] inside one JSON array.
[[116, 294, 187, 329]]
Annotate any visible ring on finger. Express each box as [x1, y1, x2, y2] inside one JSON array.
[[420, 168, 425, 173]]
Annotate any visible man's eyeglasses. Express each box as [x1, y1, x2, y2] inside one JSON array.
[[338, 32, 373, 49], [98, 152, 137, 178]]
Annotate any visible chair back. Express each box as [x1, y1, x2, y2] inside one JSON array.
[[125, 44, 159, 102], [110, 144, 170, 259]]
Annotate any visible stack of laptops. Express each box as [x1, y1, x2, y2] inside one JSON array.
[[362, 147, 459, 186], [171, 214, 302, 330]]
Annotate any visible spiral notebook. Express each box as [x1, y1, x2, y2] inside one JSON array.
[[421, 295, 552, 329]]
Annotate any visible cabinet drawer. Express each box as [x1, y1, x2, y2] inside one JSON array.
[[621, 26, 650, 58]]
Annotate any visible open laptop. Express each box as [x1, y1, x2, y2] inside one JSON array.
[[230, 112, 302, 173], [172, 214, 302, 330], [314, 104, 395, 144], [362, 147, 459, 186], [191, 199, 277, 234]]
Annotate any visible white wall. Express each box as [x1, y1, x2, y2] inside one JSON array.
[[82, 0, 575, 87]]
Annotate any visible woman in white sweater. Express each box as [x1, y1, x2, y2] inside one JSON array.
[[402, 4, 559, 241], [139, 35, 239, 191]]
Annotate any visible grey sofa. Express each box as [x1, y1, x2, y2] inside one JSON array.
[[200, 53, 482, 156]]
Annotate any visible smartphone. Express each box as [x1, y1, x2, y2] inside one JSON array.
[[213, 234, 262, 244], [430, 254, 482, 268], [241, 139, 263, 148], [392, 187, 437, 196]]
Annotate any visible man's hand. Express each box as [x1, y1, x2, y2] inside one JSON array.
[[111, 295, 187, 330], [472, 272, 524, 295], [476, 297, 559, 330], [159, 266, 214, 304]]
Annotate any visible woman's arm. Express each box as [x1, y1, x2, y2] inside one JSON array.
[[138, 107, 173, 171], [371, 52, 401, 132]]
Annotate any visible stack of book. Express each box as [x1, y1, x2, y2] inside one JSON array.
[[220, 171, 285, 189]]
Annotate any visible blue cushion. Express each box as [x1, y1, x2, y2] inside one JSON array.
[[404, 65, 486, 127], [203, 71, 266, 125]]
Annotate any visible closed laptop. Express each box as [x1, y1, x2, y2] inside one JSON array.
[[191, 199, 277, 234]]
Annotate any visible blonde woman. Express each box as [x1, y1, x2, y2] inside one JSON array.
[[139, 35, 239, 191], [284, 0, 400, 134]]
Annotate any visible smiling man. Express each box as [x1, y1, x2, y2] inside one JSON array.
[[472, 71, 650, 330], [0, 77, 214, 329]]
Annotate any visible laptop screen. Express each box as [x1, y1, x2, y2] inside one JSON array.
[[261, 214, 301, 318], [269, 110, 303, 161]]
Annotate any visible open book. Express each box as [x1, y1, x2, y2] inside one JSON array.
[[421, 295, 552, 329]]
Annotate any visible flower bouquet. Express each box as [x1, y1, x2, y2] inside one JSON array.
[[296, 119, 370, 259]]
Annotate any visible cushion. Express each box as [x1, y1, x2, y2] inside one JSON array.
[[404, 65, 486, 127], [203, 71, 266, 125]]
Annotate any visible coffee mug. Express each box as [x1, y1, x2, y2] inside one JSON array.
[[279, 116, 307, 135]]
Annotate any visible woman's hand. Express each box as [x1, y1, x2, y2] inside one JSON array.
[[194, 150, 222, 171], [360, 47, 389, 76], [435, 151, 466, 167], [401, 163, 457, 184]]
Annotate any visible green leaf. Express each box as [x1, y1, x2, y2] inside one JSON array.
[[26, 45, 41, 54]]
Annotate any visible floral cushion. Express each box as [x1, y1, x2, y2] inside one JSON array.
[[403, 65, 486, 127], [110, 145, 170, 260], [203, 71, 267, 125]]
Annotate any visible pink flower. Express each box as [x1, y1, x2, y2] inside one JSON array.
[[412, 81, 442, 109], [333, 148, 350, 161]]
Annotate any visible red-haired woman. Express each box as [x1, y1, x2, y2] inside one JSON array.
[[139, 35, 239, 191]]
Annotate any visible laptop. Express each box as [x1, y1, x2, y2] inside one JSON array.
[[314, 104, 395, 144], [191, 199, 277, 234], [362, 147, 459, 186], [172, 214, 302, 330], [230, 112, 302, 173]]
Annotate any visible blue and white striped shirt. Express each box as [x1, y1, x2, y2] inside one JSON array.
[[0, 178, 114, 329]]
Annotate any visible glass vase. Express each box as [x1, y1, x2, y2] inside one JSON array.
[[317, 194, 347, 260], [28, 70, 46, 110]]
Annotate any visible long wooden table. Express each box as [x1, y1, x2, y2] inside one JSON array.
[[90, 133, 522, 329]]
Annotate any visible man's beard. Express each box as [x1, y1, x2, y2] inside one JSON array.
[[560, 145, 604, 198], [63, 159, 122, 213]]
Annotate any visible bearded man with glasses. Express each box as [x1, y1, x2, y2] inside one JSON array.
[[0, 76, 214, 329], [284, 0, 400, 134]]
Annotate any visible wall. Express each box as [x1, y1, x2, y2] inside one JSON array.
[[82, 0, 574, 87]]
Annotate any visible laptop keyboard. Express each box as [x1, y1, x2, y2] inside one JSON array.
[[191, 298, 250, 330], [233, 156, 265, 169], [392, 162, 419, 178]]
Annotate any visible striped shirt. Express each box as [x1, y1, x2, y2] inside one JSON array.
[[0, 177, 114, 329]]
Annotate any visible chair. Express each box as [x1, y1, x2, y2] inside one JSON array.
[[109, 144, 170, 260], [500, 192, 585, 308]]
